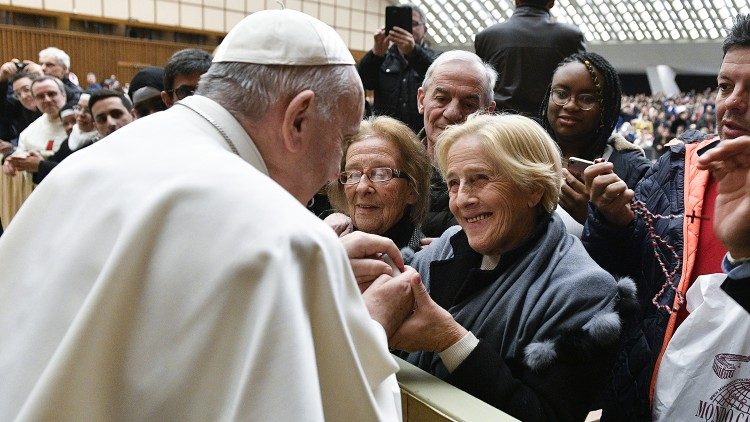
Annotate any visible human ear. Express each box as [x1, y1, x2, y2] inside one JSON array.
[[527, 189, 543, 208], [281, 90, 315, 153], [417, 87, 425, 114]]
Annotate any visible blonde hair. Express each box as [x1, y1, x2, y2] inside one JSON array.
[[435, 113, 562, 213], [328, 116, 431, 225]]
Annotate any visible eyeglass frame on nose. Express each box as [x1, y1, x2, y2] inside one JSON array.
[[550, 88, 601, 111], [339, 167, 409, 185], [33, 90, 60, 101], [166, 85, 197, 101]]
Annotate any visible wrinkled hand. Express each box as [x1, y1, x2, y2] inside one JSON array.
[[372, 28, 389, 56], [388, 27, 416, 57], [362, 266, 419, 338], [0, 140, 13, 156], [8, 151, 42, 173], [341, 231, 405, 291], [323, 212, 353, 237], [560, 168, 589, 224], [697, 136, 750, 258], [389, 275, 468, 352], [584, 162, 635, 227]]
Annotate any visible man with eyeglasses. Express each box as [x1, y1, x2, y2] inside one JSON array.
[[475, 0, 585, 117], [3, 76, 67, 175], [1, 76, 68, 230], [0, 60, 44, 152], [358, 3, 440, 133], [160, 48, 212, 108]]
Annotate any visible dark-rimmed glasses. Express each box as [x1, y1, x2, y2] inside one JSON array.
[[166, 85, 197, 101], [339, 167, 409, 185], [550, 89, 600, 111]]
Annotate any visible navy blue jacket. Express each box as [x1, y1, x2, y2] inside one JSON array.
[[583, 130, 715, 420]]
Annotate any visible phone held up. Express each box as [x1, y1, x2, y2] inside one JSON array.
[[566, 157, 595, 182], [385, 5, 412, 36]]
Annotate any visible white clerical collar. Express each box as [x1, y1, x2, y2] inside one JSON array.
[[177, 95, 269, 176]]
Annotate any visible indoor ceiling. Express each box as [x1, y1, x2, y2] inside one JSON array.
[[395, 0, 749, 49]]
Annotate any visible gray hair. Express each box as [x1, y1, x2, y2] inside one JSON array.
[[38, 47, 70, 71], [403, 3, 427, 26], [422, 50, 497, 106], [31, 75, 66, 97], [196, 62, 360, 122]]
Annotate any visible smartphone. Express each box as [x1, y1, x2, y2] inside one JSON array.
[[385, 6, 412, 36], [567, 157, 595, 181]]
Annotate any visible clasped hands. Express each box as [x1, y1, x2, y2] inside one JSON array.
[[2, 151, 42, 176], [341, 231, 467, 353]]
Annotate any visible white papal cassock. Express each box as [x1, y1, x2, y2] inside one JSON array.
[[0, 95, 401, 421]]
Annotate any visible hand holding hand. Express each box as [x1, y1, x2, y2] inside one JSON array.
[[341, 231, 404, 291], [9, 150, 42, 173], [387, 27, 416, 57], [372, 28, 389, 56], [389, 275, 468, 352], [584, 162, 635, 227], [323, 212, 353, 237], [362, 266, 419, 338], [560, 168, 590, 224]]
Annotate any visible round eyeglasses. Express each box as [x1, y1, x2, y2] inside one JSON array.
[[167, 85, 197, 101], [339, 167, 409, 185], [550, 89, 601, 111]]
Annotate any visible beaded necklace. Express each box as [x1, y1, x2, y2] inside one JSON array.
[[630, 199, 684, 314]]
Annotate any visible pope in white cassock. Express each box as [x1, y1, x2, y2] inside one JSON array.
[[0, 10, 417, 421]]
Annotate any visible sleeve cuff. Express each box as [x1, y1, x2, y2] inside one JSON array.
[[438, 331, 479, 373]]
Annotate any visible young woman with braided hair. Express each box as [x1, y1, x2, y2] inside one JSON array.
[[540, 52, 651, 231]]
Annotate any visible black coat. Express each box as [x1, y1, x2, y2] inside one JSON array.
[[358, 44, 440, 133], [475, 5, 585, 117]]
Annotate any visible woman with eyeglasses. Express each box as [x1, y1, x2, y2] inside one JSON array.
[[326, 116, 431, 251], [540, 52, 651, 230]]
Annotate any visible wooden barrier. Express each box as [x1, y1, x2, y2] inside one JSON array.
[[0, 24, 214, 85]]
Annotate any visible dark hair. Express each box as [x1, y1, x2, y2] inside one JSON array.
[[540, 51, 622, 160], [163, 48, 212, 91], [518, 0, 551, 8], [723, 14, 750, 56], [90, 89, 133, 112], [10, 70, 38, 85]]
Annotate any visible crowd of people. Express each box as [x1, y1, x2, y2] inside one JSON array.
[[0, 1, 748, 421]]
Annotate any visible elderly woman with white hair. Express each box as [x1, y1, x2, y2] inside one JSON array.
[[388, 114, 635, 421]]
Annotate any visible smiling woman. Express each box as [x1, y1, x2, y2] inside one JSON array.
[[388, 113, 635, 421], [327, 116, 431, 250], [540, 52, 652, 229]]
